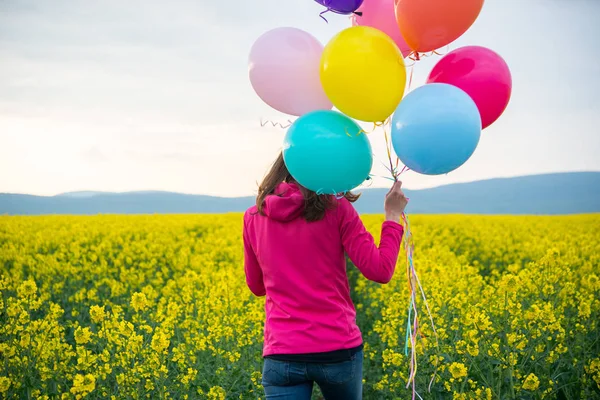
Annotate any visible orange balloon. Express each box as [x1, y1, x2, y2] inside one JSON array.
[[395, 0, 484, 53]]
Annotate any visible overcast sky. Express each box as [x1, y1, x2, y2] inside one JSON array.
[[1, 0, 599, 197]]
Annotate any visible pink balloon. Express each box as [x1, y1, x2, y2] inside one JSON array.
[[427, 46, 512, 129], [248, 27, 332, 116], [352, 0, 411, 58]]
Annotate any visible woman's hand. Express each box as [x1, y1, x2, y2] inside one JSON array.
[[384, 180, 408, 222]]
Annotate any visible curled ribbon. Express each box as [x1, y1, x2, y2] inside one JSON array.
[[346, 118, 390, 138], [260, 118, 293, 129], [315, 188, 347, 199], [407, 45, 450, 62]]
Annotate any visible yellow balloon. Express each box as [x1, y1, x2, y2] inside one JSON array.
[[320, 26, 406, 123]]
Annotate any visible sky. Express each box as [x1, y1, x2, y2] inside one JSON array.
[[1, 0, 599, 197]]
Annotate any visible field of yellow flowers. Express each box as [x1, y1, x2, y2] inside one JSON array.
[[1, 214, 599, 399]]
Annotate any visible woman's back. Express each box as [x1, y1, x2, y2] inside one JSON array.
[[243, 182, 404, 356]]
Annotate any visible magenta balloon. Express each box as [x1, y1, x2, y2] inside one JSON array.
[[427, 46, 512, 129], [249, 27, 332, 116], [315, 0, 364, 14], [353, 0, 411, 58]]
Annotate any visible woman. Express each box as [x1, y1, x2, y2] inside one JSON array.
[[243, 153, 407, 400]]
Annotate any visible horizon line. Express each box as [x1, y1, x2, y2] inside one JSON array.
[[2, 171, 598, 199]]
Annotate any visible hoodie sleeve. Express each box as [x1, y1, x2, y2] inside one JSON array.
[[243, 212, 266, 297], [338, 199, 404, 284]]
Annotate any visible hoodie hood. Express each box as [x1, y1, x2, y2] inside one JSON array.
[[263, 182, 304, 222]]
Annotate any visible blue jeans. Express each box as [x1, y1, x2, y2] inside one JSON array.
[[262, 350, 363, 400]]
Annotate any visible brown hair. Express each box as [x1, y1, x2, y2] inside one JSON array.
[[256, 153, 360, 222]]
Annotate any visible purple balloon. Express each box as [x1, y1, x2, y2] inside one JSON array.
[[315, 0, 364, 14]]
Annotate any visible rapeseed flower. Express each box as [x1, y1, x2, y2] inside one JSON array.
[[74, 327, 92, 345], [522, 373, 540, 391], [0, 377, 11, 393], [131, 292, 148, 312], [89, 305, 106, 323], [448, 362, 468, 379], [70, 374, 96, 396]]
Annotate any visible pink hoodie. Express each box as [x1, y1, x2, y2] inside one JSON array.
[[243, 182, 404, 356]]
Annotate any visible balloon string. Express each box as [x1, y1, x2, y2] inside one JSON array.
[[367, 119, 412, 183], [376, 117, 391, 127], [347, 128, 368, 137], [260, 118, 293, 129], [382, 121, 403, 182], [408, 45, 450, 62], [316, 188, 346, 198], [353, 118, 390, 137], [405, 45, 449, 91], [433, 45, 451, 57], [372, 146, 410, 182], [369, 173, 396, 182], [319, 0, 332, 23], [363, 176, 376, 187], [395, 156, 402, 177], [402, 213, 419, 398], [401, 213, 440, 396], [383, 130, 396, 181], [408, 51, 421, 62]]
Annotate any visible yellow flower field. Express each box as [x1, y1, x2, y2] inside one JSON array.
[[0, 214, 599, 399]]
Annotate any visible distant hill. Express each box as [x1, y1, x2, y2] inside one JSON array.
[[1, 172, 599, 215], [356, 172, 600, 214]]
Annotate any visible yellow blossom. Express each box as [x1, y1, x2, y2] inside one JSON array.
[[20, 334, 31, 347], [207, 386, 226, 400], [70, 374, 96, 396], [0, 377, 11, 393], [522, 373, 540, 391], [448, 362, 468, 379], [467, 343, 479, 357], [485, 388, 492, 400], [131, 292, 148, 312], [17, 279, 37, 297], [89, 305, 106, 323], [74, 327, 92, 345], [151, 331, 170, 353]]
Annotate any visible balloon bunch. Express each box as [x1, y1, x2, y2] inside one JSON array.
[[249, 0, 511, 190], [249, 0, 511, 396]]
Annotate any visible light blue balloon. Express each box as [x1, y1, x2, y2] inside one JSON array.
[[283, 110, 373, 194], [391, 83, 482, 175]]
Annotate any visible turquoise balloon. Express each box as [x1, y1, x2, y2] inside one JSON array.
[[283, 110, 373, 194], [392, 83, 481, 175]]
